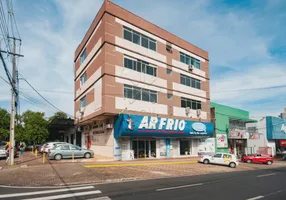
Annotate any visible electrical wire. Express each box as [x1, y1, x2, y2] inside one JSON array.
[[19, 74, 74, 118]]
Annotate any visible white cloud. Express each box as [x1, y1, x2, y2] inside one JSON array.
[[1, 0, 285, 118]]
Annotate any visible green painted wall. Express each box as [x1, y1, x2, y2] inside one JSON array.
[[210, 102, 250, 153]]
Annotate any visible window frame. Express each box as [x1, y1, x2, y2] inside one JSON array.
[[180, 97, 201, 110], [124, 57, 157, 77], [80, 96, 86, 109], [123, 84, 157, 103], [80, 72, 87, 86], [123, 26, 157, 51], [179, 52, 201, 69], [80, 49, 87, 65], [180, 74, 201, 90]]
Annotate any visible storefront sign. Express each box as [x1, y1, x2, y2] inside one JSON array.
[[266, 117, 286, 140], [198, 138, 215, 155], [216, 134, 228, 148], [280, 140, 286, 147], [114, 114, 214, 138], [229, 129, 249, 139]]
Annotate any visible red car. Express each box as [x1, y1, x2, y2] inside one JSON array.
[[242, 154, 273, 165]]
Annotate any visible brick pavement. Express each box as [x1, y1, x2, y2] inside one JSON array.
[[0, 152, 285, 187]]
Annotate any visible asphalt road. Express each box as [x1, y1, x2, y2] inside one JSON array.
[[0, 165, 285, 200]]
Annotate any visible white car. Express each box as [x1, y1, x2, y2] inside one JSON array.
[[42, 142, 68, 153], [200, 153, 238, 168]]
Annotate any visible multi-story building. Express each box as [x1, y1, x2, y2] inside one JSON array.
[[74, 0, 214, 160]]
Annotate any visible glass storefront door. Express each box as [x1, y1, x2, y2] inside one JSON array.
[[132, 139, 156, 159]]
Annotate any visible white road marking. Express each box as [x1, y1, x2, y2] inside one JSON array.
[[265, 190, 283, 197], [86, 197, 111, 200], [22, 190, 102, 200], [156, 183, 203, 192], [247, 196, 264, 200], [0, 186, 94, 198], [257, 173, 276, 178]]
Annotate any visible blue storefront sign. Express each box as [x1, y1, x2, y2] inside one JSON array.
[[114, 114, 214, 139], [266, 116, 286, 140]]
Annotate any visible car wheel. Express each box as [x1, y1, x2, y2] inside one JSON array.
[[266, 161, 272, 165], [54, 154, 62, 161], [247, 159, 252, 163], [203, 159, 210, 164], [229, 162, 236, 168], [84, 153, 91, 159]]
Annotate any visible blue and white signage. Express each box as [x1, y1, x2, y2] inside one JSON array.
[[114, 114, 214, 138], [266, 116, 286, 140]]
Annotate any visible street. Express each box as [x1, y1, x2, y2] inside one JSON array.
[[0, 165, 285, 200]]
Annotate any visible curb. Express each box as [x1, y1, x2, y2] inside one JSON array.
[[84, 161, 198, 168]]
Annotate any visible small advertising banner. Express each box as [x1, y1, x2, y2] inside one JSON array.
[[216, 134, 228, 148], [198, 138, 215, 155], [280, 140, 286, 147], [249, 132, 260, 139], [229, 129, 249, 139]]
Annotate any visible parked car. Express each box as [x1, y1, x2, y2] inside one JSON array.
[[242, 154, 273, 165], [47, 144, 94, 160], [42, 142, 68, 153], [0, 146, 18, 159], [200, 153, 238, 168]]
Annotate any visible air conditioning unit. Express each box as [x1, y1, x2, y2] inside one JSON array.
[[185, 107, 190, 115], [104, 124, 113, 129], [197, 109, 201, 116], [188, 65, 194, 71], [166, 45, 172, 53]]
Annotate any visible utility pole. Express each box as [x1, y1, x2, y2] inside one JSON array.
[[9, 38, 16, 166]]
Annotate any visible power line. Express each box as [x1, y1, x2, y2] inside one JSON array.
[[212, 73, 286, 83], [19, 74, 73, 118], [212, 84, 286, 93]]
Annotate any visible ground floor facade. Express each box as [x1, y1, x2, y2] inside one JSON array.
[[80, 114, 214, 160], [115, 137, 203, 160]]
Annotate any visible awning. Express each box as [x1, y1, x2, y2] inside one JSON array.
[[229, 116, 257, 123], [114, 114, 214, 139]]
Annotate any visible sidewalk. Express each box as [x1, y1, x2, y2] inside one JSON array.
[[0, 152, 285, 187]]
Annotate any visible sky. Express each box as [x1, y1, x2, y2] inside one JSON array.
[[0, 0, 285, 119]]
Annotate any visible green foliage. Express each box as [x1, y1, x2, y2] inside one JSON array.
[[0, 108, 10, 140], [22, 110, 49, 144], [48, 111, 68, 123]]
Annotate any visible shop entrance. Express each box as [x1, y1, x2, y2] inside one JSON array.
[[180, 140, 190, 155], [132, 139, 156, 159]]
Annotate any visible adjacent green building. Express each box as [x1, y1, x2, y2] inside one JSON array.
[[210, 102, 256, 157]]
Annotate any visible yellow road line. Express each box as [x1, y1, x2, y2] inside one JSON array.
[[84, 161, 198, 168]]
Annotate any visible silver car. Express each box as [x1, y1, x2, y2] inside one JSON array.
[[47, 144, 94, 160]]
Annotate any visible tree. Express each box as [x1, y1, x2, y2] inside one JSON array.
[[0, 108, 10, 140], [48, 111, 68, 123], [22, 110, 49, 144]]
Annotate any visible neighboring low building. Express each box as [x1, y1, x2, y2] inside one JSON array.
[[211, 102, 257, 157], [247, 116, 286, 156], [48, 118, 83, 147]]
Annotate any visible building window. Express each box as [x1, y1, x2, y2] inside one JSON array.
[[167, 93, 173, 99], [180, 74, 201, 89], [180, 52, 200, 69], [124, 85, 157, 103], [80, 73, 87, 86], [167, 69, 172, 75], [123, 26, 157, 51], [180, 97, 201, 110], [80, 49, 86, 65], [124, 57, 157, 77], [80, 96, 86, 108]]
